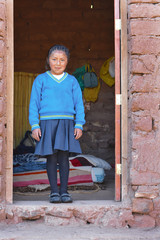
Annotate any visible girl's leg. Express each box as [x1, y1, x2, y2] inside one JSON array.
[[46, 153, 59, 194], [57, 150, 69, 194]]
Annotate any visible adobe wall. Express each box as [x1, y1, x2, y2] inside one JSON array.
[[0, 0, 7, 203], [128, 0, 160, 227], [14, 0, 114, 75]]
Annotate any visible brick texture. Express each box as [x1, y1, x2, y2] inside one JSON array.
[[130, 75, 155, 93], [0, 0, 5, 204], [132, 198, 154, 214], [0, 82, 4, 96], [128, 3, 160, 228], [0, 99, 4, 117], [14, 0, 114, 74], [130, 55, 156, 74], [129, 3, 160, 18], [0, 59, 3, 80], [132, 115, 152, 132], [0, 40, 4, 58], [0, 21, 5, 38], [129, 214, 155, 228], [0, 3, 5, 21], [130, 20, 160, 36], [129, 0, 160, 3], [0, 156, 2, 174], [135, 186, 159, 199], [131, 93, 159, 112], [130, 36, 160, 55]]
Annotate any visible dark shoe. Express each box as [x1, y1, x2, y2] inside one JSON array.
[[50, 193, 61, 203], [61, 193, 73, 203]]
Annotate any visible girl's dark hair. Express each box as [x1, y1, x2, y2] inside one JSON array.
[[45, 44, 70, 70]]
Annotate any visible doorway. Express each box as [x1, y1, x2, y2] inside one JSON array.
[[12, 0, 119, 202]]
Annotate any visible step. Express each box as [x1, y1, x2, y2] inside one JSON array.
[[3, 200, 133, 228]]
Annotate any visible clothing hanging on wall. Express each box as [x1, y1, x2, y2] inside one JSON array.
[[100, 57, 115, 87]]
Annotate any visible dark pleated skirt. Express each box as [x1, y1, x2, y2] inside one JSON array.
[[34, 119, 82, 156]]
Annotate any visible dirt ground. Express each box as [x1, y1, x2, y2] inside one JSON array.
[[0, 221, 160, 240], [13, 169, 115, 202]]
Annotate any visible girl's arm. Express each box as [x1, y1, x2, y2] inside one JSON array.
[[29, 75, 42, 131], [72, 77, 85, 130]]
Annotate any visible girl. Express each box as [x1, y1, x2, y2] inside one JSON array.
[[29, 44, 85, 203]]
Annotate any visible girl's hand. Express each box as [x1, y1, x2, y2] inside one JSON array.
[[74, 128, 82, 140], [32, 128, 41, 141]]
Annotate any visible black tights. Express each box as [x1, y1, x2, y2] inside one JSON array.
[[46, 151, 69, 194]]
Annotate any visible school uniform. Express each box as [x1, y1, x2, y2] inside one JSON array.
[[29, 71, 85, 156]]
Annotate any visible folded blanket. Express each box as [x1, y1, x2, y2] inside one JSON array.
[[13, 154, 111, 173], [13, 167, 93, 187], [13, 154, 109, 187], [69, 154, 112, 170]]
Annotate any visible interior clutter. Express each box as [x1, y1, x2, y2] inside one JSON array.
[[13, 0, 115, 201]]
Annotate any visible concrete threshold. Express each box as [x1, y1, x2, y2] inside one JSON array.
[[12, 199, 120, 206]]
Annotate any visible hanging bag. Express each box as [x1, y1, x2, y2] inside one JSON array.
[[72, 65, 86, 91], [100, 57, 115, 87], [83, 64, 98, 88], [83, 79, 100, 102]]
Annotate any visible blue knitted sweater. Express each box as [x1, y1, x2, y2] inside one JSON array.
[[29, 71, 85, 131]]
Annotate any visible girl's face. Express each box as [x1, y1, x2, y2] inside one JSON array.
[[48, 50, 68, 75]]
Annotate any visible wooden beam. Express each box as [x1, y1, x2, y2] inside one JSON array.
[[114, 0, 121, 201], [121, 0, 129, 201]]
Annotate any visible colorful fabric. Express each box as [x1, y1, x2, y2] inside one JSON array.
[[14, 72, 39, 148], [13, 168, 93, 187], [13, 154, 109, 187]]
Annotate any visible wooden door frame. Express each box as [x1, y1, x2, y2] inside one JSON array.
[[114, 0, 129, 201], [5, 0, 128, 203], [114, 0, 121, 201], [115, 0, 128, 201], [121, 0, 128, 201]]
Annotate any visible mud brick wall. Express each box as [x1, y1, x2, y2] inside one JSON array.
[[14, 0, 115, 163], [80, 82, 115, 164], [128, 0, 160, 228], [14, 0, 114, 74], [0, 0, 6, 202]]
